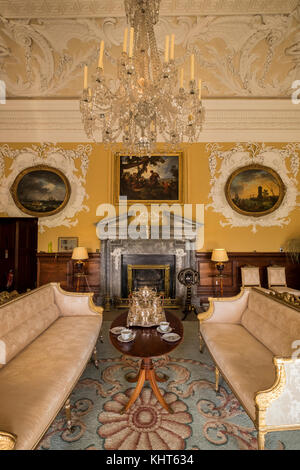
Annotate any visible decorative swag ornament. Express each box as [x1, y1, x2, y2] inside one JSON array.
[[0, 143, 92, 232], [80, 0, 204, 156], [207, 143, 300, 233]]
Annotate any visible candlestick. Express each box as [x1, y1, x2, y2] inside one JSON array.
[[123, 28, 128, 53], [191, 54, 195, 81], [83, 65, 88, 89], [98, 40, 104, 68], [198, 79, 202, 99], [164, 35, 170, 63], [129, 27, 134, 57], [170, 34, 175, 60]]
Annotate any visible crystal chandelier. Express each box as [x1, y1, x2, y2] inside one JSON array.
[[80, 0, 204, 156]]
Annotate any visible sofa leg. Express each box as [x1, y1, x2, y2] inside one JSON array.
[[65, 398, 72, 432], [257, 431, 266, 450], [199, 334, 205, 353], [92, 346, 99, 369], [215, 366, 220, 392]]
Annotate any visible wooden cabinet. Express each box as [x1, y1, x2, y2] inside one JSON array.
[[0, 217, 38, 292], [37, 252, 100, 293]]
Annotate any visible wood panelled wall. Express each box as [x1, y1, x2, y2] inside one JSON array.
[[37, 252, 100, 292], [36, 251, 299, 304], [196, 252, 300, 303]]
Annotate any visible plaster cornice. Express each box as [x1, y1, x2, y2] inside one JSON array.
[[0, 0, 299, 18]]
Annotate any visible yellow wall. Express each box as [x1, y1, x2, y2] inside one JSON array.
[[1, 142, 299, 253]]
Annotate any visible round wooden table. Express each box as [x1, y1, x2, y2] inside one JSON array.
[[109, 310, 183, 414]]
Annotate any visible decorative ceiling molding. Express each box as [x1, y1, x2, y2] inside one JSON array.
[[0, 0, 299, 18], [0, 99, 299, 143], [0, 12, 299, 99]]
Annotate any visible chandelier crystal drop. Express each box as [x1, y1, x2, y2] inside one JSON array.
[[80, 0, 205, 156]]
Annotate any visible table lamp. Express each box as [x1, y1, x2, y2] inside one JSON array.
[[72, 247, 88, 291], [72, 246, 88, 266], [211, 248, 228, 275]]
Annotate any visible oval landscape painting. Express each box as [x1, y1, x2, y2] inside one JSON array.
[[11, 166, 70, 217], [225, 165, 285, 217]]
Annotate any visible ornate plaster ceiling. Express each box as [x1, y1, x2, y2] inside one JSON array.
[[0, 0, 299, 99]]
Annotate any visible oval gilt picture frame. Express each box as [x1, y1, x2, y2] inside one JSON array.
[[225, 164, 286, 218], [10, 165, 71, 217]]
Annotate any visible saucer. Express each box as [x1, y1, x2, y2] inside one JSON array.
[[110, 326, 126, 335], [162, 332, 181, 343], [157, 326, 172, 334], [117, 332, 136, 343]]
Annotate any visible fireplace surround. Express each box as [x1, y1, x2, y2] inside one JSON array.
[[97, 213, 201, 309]]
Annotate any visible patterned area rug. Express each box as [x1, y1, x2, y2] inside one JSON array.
[[38, 321, 300, 450]]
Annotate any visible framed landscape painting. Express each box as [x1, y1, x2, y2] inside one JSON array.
[[114, 153, 184, 204], [225, 164, 286, 217], [10, 165, 71, 217], [58, 237, 78, 253]]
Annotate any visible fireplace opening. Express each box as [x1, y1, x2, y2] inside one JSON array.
[[128, 265, 170, 297], [121, 254, 175, 299]]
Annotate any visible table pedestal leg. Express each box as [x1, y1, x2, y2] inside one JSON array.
[[121, 358, 173, 414]]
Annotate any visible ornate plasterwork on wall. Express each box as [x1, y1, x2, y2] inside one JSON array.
[[0, 2, 299, 99], [0, 143, 92, 232], [206, 143, 300, 232]]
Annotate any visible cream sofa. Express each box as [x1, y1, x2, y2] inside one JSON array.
[[198, 287, 300, 450], [0, 283, 103, 450]]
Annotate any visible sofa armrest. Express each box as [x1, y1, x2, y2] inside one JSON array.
[[197, 288, 250, 324], [0, 431, 16, 450], [255, 356, 300, 429], [51, 283, 103, 317]]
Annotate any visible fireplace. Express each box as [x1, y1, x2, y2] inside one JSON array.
[[97, 213, 201, 309], [121, 254, 175, 299]]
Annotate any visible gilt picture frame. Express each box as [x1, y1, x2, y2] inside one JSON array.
[[225, 164, 286, 217], [113, 152, 184, 205], [10, 165, 71, 217]]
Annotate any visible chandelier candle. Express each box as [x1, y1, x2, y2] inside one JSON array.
[[98, 40, 104, 69], [83, 65, 88, 89], [164, 35, 170, 63], [191, 54, 195, 81], [129, 27, 134, 57], [170, 34, 175, 61]]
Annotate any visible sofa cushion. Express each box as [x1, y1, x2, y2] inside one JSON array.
[[0, 304, 60, 364], [0, 285, 60, 365], [0, 315, 101, 450], [241, 289, 300, 357], [201, 323, 276, 420], [0, 285, 58, 337]]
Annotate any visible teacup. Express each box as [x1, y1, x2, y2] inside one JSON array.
[[121, 328, 132, 340], [160, 322, 170, 332]]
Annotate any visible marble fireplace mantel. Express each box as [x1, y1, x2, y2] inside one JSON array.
[[96, 213, 202, 308]]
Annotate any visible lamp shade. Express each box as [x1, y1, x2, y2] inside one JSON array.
[[72, 247, 88, 260], [211, 248, 228, 263]]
